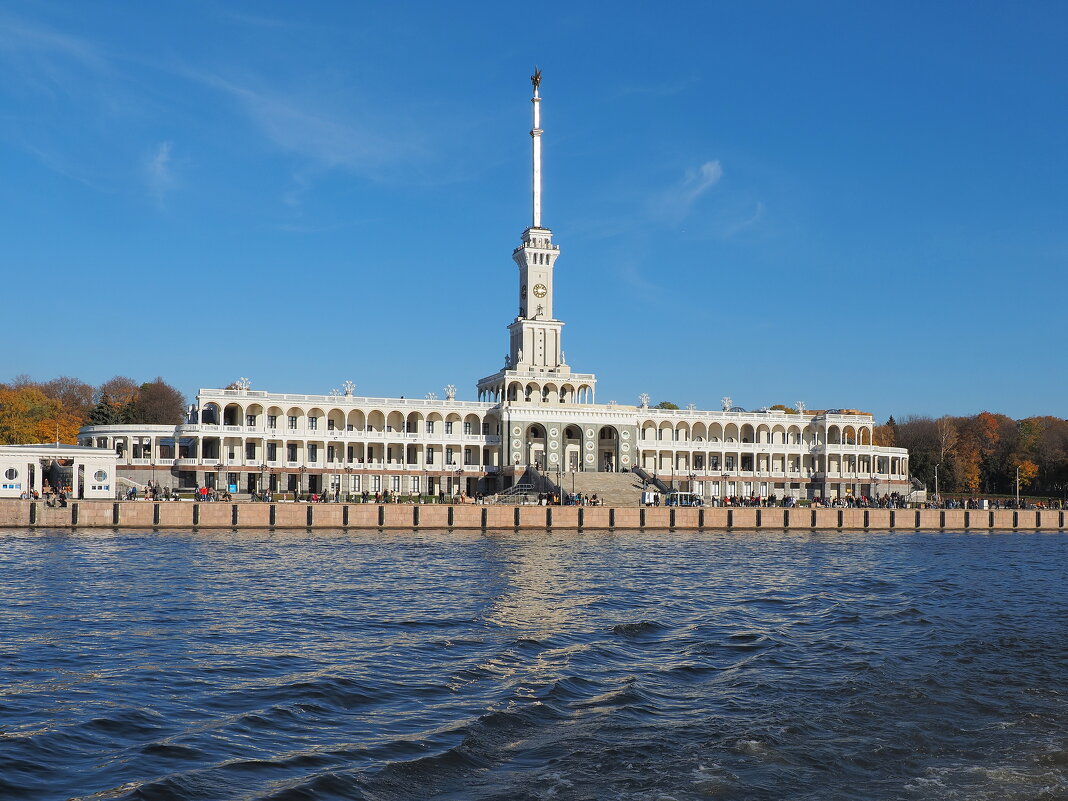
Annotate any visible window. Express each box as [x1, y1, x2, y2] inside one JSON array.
[[308, 417, 318, 430], [268, 415, 277, 428], [741, 456, 753, 471], [267, 443, 277, 461], [725, 456, 735, 470], [287, 444, 297, 462], [327, 419, 335, 431], [445, 421, 453, 435], [463, 421, 472, 435], [245, 414, 255, 427], [391, 476, 400, 492], [425, 421, 435, 434], [425, 446, 434, 464], [694, 455, 704, 469], [464, 447, 473, 465], [372, 475, 381, 492], [228, 447, 235, 460], [445, 447, 455, 465], [308, 444, 318, 462], [710, 456, 720, 470], [327, 445, 336, 462], [411, 476, 420, 494], [245, 443, 256, 460], [288, 416, 297, 429]]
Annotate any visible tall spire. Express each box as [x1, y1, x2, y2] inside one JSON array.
[[530, 67, 543, 229]]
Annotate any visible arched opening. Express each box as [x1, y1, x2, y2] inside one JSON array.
[[526, 424, 547, 469], [222, 403, 242, 426], [564, 425, 582, 472], [597, 426, 619, 472]]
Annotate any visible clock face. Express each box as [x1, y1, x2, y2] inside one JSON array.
[[533, 283, 547, 298]]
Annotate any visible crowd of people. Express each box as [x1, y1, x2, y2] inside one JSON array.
[[926, 497, 1063, 510], [18, 483, 71, 507]]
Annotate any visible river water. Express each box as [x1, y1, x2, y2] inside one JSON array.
[[0, 529, 1064, 801]]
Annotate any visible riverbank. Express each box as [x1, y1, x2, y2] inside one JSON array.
[[1, 499, 1064, 531]]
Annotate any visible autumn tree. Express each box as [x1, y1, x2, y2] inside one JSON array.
[[128, 377, 186, 424], [0, 385, 73, 444], [873, 415, 897, 447]]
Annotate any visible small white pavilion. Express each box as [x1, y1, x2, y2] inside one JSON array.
[[0, 444, 118, 499]]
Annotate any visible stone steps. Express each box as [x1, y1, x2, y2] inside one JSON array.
[[562, 472, 647, 507]]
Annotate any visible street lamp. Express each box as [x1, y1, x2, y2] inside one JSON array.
[[456, 466, 465, 501], [722, 472, 729, 506], [298, 465, 306, 500], [259, 463, 267, 499], [344, 464, 353, 502], [934, 463, 940, 506]]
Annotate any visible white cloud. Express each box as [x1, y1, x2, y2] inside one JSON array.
[[145, 141, 175, 205], [651, 160, 723, 223]]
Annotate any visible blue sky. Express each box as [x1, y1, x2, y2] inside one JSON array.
[[3, 1, 1066, 421]]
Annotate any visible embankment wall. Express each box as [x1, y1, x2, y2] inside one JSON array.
[[0, 500, 1064, 531]]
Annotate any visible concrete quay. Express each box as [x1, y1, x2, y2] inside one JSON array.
[[0, 499, 1064, 531]]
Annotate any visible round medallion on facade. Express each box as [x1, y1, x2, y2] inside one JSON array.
[[549, 452, 559, 464], [512, 426, 521, 436], [512, 439, 521, 449], [584, 441, 594, 450], [549, 428, 559, 438], [622, 455, 631, 465], [93, 469, 107, 482], [622, 430, 631, 439], [548, 440, 558, 449], [533, 283, 547, 298], [585, 453, 594, 463], [585, 428, 594, 438], [621, 443, 630, 452]]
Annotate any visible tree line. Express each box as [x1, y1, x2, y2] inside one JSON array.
[[878, 413, 1068, 498], [0, 375, 186, 445]]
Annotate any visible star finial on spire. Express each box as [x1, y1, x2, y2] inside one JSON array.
[[531, 66, 542, 94]]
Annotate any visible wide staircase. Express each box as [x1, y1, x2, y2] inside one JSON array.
[[564, 471, 647, 507]]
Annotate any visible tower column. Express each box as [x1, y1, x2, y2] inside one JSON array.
[[531, 67, 542, 228]]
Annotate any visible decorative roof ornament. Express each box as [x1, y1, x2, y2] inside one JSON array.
[[721, 396, 732, 412], [444, 384, 457, 401], [796, 400, 806, 414], [343, 380, 356, 396], [639, 392, 650, 408], [687, 403, 697, 412], [531, 65, 542, 93], [608, 399, 617, 407], [329, 388, 341, 397], [235, 377, 251, 391], [425, 392, 438, 401]]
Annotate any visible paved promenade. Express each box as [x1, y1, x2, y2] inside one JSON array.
[[0, 499, 1064, 531]]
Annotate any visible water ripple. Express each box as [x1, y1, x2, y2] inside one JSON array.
[[0, 529, 1064, 800]]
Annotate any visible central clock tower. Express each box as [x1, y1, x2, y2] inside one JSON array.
[[507, 71, 564, 371], [476, 70, 597, 410]]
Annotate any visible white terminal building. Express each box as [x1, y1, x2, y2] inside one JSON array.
[[79, 74, 910, 503]]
